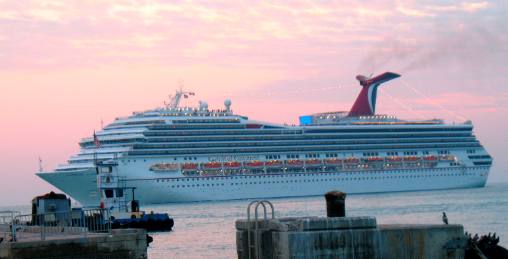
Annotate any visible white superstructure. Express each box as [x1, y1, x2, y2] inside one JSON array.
[[37, 74, 493, 206]]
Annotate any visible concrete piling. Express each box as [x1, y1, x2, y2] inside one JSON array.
[[325, 190, 346, 217]]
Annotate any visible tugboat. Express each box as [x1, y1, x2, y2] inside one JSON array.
[[96, 160, 174, 231]]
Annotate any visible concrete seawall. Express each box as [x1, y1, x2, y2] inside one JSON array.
[[236, 216, 465, 259], [0, 229, 147, 259]]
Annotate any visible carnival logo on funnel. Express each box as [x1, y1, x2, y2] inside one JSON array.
[[348, 72, 401, 117]]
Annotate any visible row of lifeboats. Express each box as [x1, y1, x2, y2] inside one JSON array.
[[172, 155, 450, 171]]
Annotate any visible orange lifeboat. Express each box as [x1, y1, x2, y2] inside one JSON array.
[[245, 160, 264, 168], [403, 156, 419, 161], [305, 159, 322, 166], [366, 157, 384, 162], [387, 156, 402, 162], [324, 158, 342, 165], [286, 160, 304, 167], [265, 160, 283, 167], [224, 161, 242, 168], [203, 162, 222, 169], [423, 155, 437, 161], [343, 157, 360, 164], [181, 163, 198, 170]]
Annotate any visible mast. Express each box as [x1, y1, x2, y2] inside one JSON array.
[[166, 86, 195, 109]]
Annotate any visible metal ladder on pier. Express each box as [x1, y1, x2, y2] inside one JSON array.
[[246, 200, 275, 259]]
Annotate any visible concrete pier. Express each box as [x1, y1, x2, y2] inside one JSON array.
[[238, 195, 467, 259], [0, 229, 147, 259], [236, 216, 465, 259]]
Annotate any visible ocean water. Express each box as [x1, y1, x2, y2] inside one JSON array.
[[2, 183, 507, 258], [143, 182, 508, 259]]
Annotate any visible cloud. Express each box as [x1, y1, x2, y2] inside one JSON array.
[[461, 2, 489, 12], [396, 6, 434, 17], [0, 1, 400, 70], [397, 1, 490, 17], [427, 2, 489, 13], [357, 2, 508, 75], [1, 1, 507, 84]]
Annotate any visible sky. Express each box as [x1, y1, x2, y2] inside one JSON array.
[[0, 0, 507, 206]]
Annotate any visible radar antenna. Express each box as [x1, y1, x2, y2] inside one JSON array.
[[166, 81, 195, 109], [38, 156, 43, 172]]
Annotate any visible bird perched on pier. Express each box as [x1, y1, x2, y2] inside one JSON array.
[[442, 212, 449, 224]]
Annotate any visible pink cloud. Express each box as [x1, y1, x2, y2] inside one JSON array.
[[1, 0, 508, 205]]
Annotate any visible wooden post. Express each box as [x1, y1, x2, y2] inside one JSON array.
[[325, 191, 346, 217]]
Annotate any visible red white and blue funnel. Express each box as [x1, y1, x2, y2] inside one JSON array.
[[348, 72, 400, 117]]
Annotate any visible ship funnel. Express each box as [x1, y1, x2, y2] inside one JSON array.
[[348, 72, 400, 117]]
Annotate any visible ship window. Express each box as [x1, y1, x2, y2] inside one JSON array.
[[104, 189, 114, 198], [99, 167, 112, 173], [116, 189, 123, 198]]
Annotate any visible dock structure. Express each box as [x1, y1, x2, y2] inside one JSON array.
[[237, 194, 466, 259], [0, 209, 148, 259], [0, 229, 147, 259]]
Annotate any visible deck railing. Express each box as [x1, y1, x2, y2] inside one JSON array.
[[0, 211, 20, 242], [9, 208, 111, 241]]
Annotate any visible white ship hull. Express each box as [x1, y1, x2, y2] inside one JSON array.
[[38, 166, 489, 206], [37, 168, 99, 206], [35, 76, 493, 206]]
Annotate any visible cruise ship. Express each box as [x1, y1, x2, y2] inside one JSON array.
[[37, 72, 493, 206]]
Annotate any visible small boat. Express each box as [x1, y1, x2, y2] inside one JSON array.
[[97, 162, 174, 232], [365, 157, 384, 162], [286, 159, 304, 167], [224, 161, 242, 168], [423, 156, 438, 161], [265, 160, 283, 167], [202, 162, 222, 169], [245, 161, 264, 168], [181, 163, 199, 170], [387, 156, 402, 162], [305, 159, 322, 166], [343, 158, 360, 164], [324, 159, 342, 165]]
